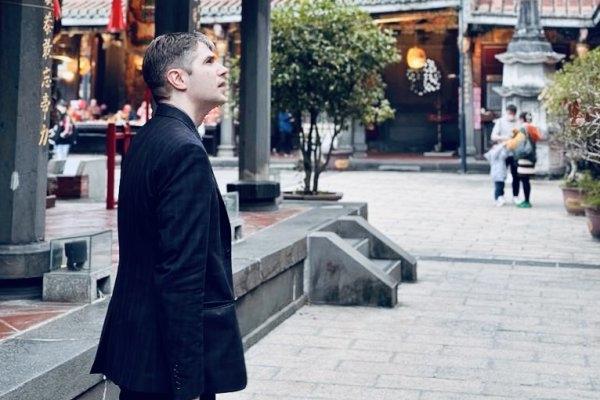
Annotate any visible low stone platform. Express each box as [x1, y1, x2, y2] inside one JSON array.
[[0, 201, 307, 343], [0, 201, 367, 400]]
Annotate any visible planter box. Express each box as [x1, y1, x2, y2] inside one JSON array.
[[585, 207, 600, 239], [56, 175, 89, 199], [46, 195, 56, 209], [561, 186, 585, 216]]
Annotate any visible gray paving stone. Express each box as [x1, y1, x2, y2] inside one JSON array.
[[376, 374, 484, 394], [209, 170, 600, 400], [311, 383, 421, 400]]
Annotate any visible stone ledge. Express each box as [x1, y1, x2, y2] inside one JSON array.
[[0, 201, 367, 400]]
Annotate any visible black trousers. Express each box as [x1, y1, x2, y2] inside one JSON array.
[[520, 175, 531, 202], [494, 181, 505, 200], [119, 389, 215, 400], [506, 156, 519, 197]]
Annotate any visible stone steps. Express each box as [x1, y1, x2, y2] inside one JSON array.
[[308, 216, 417, 308]]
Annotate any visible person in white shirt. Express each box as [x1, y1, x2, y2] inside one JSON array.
[[491, 104, 520, 204]]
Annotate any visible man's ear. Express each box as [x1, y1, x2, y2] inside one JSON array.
[[165, 68, 187, 91]]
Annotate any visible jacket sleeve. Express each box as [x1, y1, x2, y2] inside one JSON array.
[[154, 143, 212, 400], [490, 119, 502, 142], [505, 132, 524, 151]]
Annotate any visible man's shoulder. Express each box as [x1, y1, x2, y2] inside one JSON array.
[[141, 117, 203, 152]]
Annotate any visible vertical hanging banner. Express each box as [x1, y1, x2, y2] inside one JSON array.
[[39, 0, 55, 146]]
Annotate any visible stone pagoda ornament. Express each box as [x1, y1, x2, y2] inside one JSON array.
[[494, 0, 565, 175]]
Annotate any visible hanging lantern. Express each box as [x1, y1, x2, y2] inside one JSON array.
[[107, 0, 126, 33], [53, 0, 61, 20], [406, 47, 427, 70]]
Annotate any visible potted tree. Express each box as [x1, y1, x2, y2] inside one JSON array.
[[582, 176, 600, 239], [561, 169, 587, 216], [541, 48, 600, 219], [271, 0, 399, 199]]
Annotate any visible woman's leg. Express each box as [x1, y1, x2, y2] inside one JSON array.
[[509, 158, 520, 197], [522, 176, 531, 202]]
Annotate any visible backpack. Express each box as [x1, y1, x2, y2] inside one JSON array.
[[513, 128, 536, 163]]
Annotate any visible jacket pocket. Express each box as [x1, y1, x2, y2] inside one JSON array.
[[202, 302, 247, 393], [203, 299, 234, 309]]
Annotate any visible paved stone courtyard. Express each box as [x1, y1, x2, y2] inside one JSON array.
[[214, 170, 599, 267], [213, 170, 600, 400], [223, 260, 600, 400]]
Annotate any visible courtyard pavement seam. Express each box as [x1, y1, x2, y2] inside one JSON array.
[[416, 255, 600, 270]]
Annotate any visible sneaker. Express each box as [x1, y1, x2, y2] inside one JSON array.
[[517, 201, 532, 208], [512, 197, 522, 205], [495, 196, 506, 207]]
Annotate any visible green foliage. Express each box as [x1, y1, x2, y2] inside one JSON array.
[[582, 176, 600, 209], [271, 0, 399, 193], [540, 48, 600, 166]]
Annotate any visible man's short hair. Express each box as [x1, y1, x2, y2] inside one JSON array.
[[142, 32, 215, 101], [506, 104, 517, 114]]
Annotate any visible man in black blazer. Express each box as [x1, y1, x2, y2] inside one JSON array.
[[91, 32, 247, 400]]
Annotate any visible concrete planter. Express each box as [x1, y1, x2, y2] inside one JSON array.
[[283, 191, 343, 201], [561, 186, 586, 216], [584, 206, 600, 239]]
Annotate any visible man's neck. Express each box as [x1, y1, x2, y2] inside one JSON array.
[[161, 99, 212, 127]]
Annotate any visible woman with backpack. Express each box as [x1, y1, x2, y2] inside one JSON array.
[[505, 112, 542, 208]]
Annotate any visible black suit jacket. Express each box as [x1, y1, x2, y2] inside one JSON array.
[[91, 103, 247, 400]]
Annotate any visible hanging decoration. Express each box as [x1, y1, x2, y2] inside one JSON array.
[[107, 0, 126, 33], [407, 59, 441, 96], [53, 0, 61, 20], [406, 47, 427, 69]]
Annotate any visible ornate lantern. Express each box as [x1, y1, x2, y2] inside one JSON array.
[[406, 46, 427, 70]]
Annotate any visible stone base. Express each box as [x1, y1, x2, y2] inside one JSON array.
[[227, 180, 281, 211], [0, 242, 50, 280], [43, 266, 114, 303], [230, 216, 243, 242], [217, 144, 235, 158]]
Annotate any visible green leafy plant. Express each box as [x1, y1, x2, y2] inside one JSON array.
[[582, 177, 600, 209], [271, 0, 399, 194], [540, 48, 600, 171]]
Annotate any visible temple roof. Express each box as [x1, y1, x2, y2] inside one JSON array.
[[200, 0, 599, 27], [61, 0, 127, 27], [60, 0, 599, 29], [470, 0, 600, 27]]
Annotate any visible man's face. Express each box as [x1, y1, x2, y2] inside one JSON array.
[[184, 43, 228, 108], [506, 110, 516, 121]]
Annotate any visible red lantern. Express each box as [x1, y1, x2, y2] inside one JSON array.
[[107, 0, 126, 33], [53, 0, 61, 20]]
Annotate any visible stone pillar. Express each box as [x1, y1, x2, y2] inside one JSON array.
[[463, 47, 477, 156], [351, 120, 368, 158], [217, 102, 236, 157], [494, 0, 564, 175], [0, 1, 54, 279], [218, 51, 236, 157], [155, 0, 201, 34], [337, 123, 353, 153], [227, 0, 280, 210]]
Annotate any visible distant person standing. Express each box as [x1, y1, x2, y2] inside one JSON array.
[[505, 112, 542, 208], [491, 104, 520, 204], [51, 100, 74, 160], [136, 100, 153, 123], [277, 111, 293, 156]]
